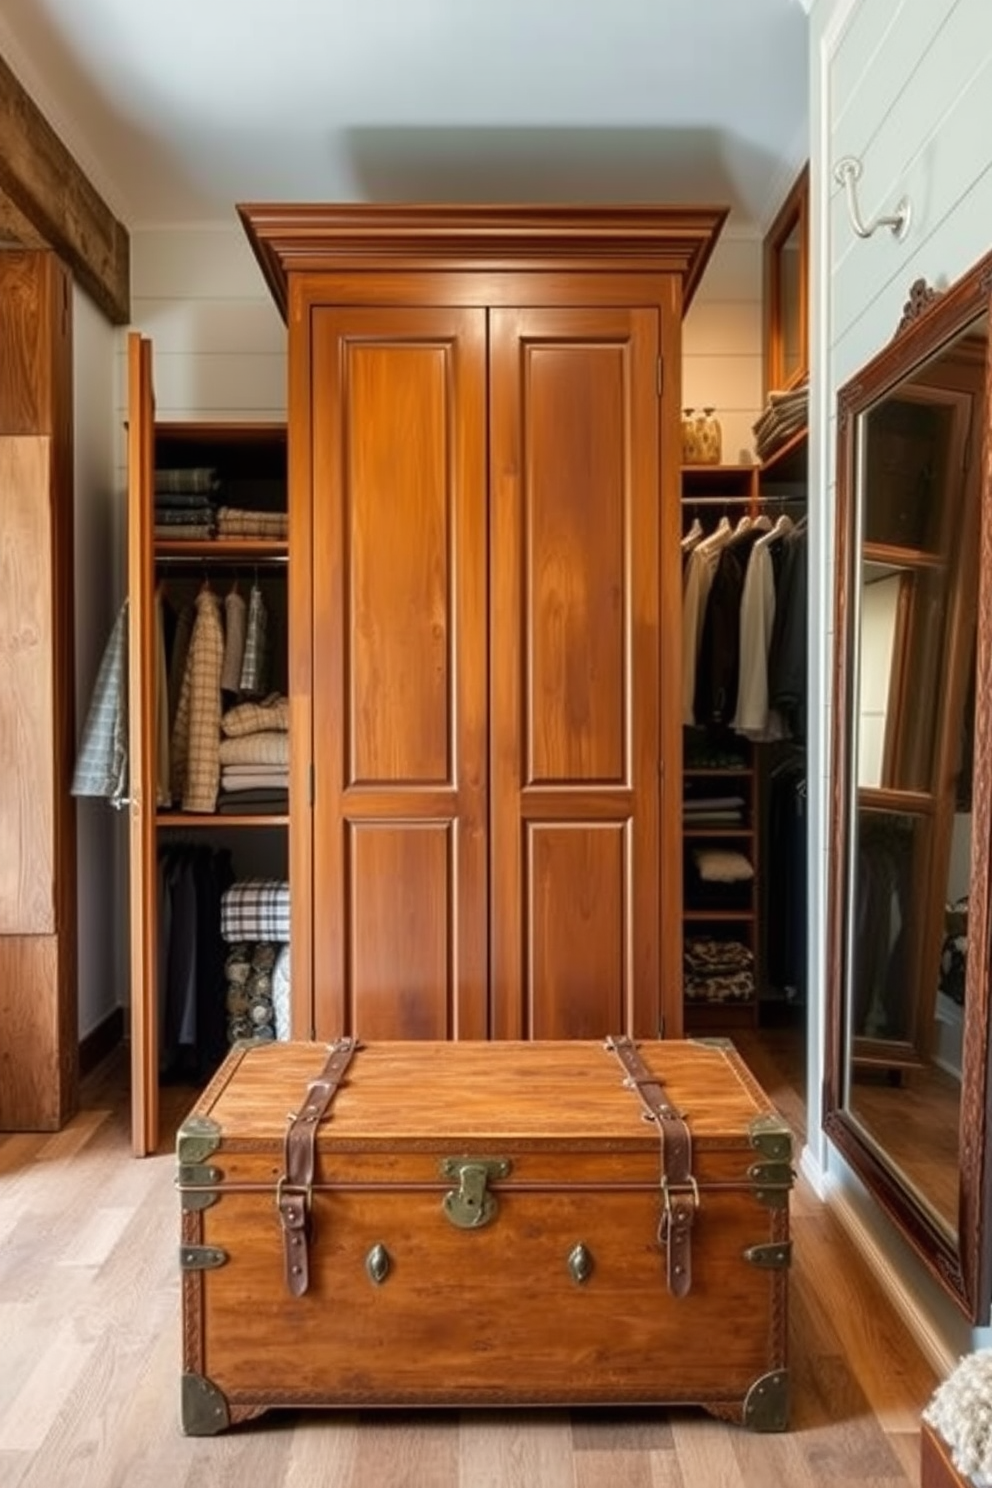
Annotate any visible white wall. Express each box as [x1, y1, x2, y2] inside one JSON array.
[[807, 0, 992, 1362], [125, 220, 761, 442], [73, 284, 127, 1039], [682, 230, 764, 464], [124, 226, 286, 429]]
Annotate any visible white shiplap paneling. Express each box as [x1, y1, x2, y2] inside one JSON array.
[[129, 226, 276, 301], [681, 233, 764, 465], [121, 229, 287, 434]]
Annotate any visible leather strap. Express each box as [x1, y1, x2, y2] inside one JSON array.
[[605, 1035, 697, 1298], [277, 1036, 359, 1297]]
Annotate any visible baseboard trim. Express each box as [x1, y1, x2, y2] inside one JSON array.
[[79, 1007, 124, 1076], [823, 1172, 958, 1379]]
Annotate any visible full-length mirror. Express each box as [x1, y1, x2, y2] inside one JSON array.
[[826, 257, 992, 1320]]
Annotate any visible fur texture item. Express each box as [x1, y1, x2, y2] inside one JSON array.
[[924, 1349, 992, 1485]]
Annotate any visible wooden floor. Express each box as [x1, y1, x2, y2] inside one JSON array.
[[0, 1036, 939, 1488]]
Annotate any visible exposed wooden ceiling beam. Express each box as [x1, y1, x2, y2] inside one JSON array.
[[0, 50, 129, 323]]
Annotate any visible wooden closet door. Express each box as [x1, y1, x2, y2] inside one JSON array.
[[310, 306, 488, 1040], [126, 333, 159, 1154], [489, 306, 662, 1040]]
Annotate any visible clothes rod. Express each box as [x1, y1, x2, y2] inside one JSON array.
[[680, 493, 805, 506], [153, 550, 288, 564]]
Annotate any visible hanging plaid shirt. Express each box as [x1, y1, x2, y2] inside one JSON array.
[[171, 586, 224, 813], [239, 582, 269, 698], [72, 600, 128, 807]]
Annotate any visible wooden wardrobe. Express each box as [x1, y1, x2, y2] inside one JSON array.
[[128, 205, 725, 1152], [244, 203, 724, 1038]]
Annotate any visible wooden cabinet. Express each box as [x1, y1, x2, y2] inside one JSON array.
[[240, 204, 724, 1053], [0, 251, 78, 1131]]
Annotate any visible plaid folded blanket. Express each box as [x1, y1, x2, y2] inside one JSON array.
[[220, 879, 290, 943]]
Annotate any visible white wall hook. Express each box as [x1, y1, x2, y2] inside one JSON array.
[[834, 155, 911, 240]]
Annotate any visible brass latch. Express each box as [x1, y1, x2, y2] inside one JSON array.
[[748, 1161, 793, 1210], [440, 1157, 511, 1229]]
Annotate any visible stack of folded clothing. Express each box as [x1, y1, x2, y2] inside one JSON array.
[[684, 937, 755, 1003], [224, 941, 278, 1043], [752, 382, 808, 462], [220, 880, 291, 1044], [216, 506, 288, 540], [217, 693, 288, 811], [682, 792, 746, 827], [685, 845, 754, 910], [154, 466, 219, 540]]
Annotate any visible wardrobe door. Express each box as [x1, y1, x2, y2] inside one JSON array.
[[309, 306, 489, 1040], [126, 333, 160, 1155], [489, 306, 663, 1040]]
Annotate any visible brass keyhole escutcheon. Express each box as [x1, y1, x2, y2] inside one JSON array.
[[568, 1243, 593, 1284], [365, 1243, 391, 1284]]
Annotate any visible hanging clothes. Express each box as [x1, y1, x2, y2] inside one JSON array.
[[767, 522, 808, 742], [694, 524, 765, 729], [72, 600, 129, 808], [681, 518, 731, 724], [220, 584, 247, 694], [733, 517, 793, 742], [155, 588, 172, 807], [171, 584, 225, 813], [239, 581, 270, 697]]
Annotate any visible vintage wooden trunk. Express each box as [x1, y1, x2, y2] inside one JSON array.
[[177, 1037, 793, 1435]]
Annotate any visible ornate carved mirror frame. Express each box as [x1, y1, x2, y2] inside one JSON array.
[[825, 251, 992, 1320]]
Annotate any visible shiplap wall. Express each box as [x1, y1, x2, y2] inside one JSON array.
[[123, 221, 764, 457], [808, 0, 992, 1360], [123, 228, 286, 426], [682, 231, 764, 464]]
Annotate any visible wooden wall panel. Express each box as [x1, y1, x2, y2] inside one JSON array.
[[0, 937, 72, 1130], [0, 437, 54, 932], [0, 250, 76, 1130]]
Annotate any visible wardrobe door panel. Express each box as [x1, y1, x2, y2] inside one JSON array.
[[347, 822, 453, 1038], [310, 306, 488, 1040], [527, 822, 627, 1039], [490, 306, 661, 1040], [126, 333, 159, 1156]]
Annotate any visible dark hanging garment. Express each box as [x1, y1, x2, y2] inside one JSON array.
[[765, 761, 807, 1002], [694, 530, 763, 728], [767, 526, 808, 741]]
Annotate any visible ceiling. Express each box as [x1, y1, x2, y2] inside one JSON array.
[[0, 0, 809, 234]]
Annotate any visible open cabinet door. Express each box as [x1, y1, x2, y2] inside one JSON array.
[[127, 333, 159, 1155]]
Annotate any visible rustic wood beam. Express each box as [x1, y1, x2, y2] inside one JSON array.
[[0, 50, 129, 323]]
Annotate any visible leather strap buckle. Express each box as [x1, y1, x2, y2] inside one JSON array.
[[277, 1036, 359, 1297], [604, 1035, 697, 1298], [660, 1175, 699, 1298]]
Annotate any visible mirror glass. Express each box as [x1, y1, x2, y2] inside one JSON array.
[[833, 300, 988, 1292]]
